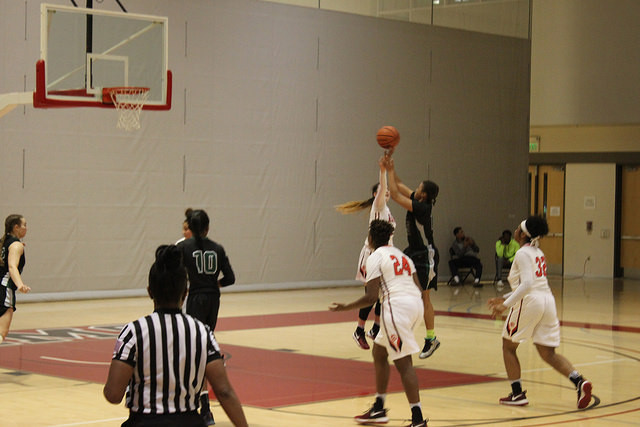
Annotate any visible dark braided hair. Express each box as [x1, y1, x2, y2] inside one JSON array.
[[148, 245, 187, 306], [369, 219, 395, 249], [188, 209, 210, 250]]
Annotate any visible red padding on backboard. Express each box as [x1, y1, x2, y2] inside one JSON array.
[[33, 59, 172, 111]]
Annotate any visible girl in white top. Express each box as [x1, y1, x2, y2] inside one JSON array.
[[329, 219, 427, 427], [335, 158, 395, 349], [175, 208, 193, 245], [488, 216, 593, 410]]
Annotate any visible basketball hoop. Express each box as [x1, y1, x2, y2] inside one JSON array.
[[104, 87, 150, 131]]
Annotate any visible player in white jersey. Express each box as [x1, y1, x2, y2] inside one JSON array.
[[488, 216, 593, 410], [335, 158, 396, 350], [175, 208, 193, 245], [330, 220, 427, 427]]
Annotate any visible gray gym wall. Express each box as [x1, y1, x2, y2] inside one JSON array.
[[0, 0, 530, 298]]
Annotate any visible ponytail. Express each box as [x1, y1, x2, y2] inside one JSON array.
[[422, 181, 439, 205], [188, 209, 210, 250], [335, 183, 379, 214], [0, 214, 24, 268]]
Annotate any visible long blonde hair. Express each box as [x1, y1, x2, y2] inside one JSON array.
[[334, 183, 378, 214], [0, 214, 24, 267]]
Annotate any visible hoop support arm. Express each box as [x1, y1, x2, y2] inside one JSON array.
[[0, 92, 32, 118]]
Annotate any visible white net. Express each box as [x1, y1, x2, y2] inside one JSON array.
[[108, 87, 150, 131]]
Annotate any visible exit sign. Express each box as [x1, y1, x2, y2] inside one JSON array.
[[529, 136, 540, 152]]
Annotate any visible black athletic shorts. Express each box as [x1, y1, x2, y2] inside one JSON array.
[[186, 292, 221, 331], [0, 286, 16, 315], [404, 246, 439, 291]]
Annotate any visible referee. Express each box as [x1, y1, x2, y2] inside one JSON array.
[[103, 245, 248, 427]]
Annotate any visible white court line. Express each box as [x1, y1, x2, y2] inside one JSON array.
[[40, 355, 111, 365], [495, 357, 630, 376], [49, 418, 125, 427]]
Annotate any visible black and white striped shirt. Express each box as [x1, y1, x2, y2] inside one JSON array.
[[112, 308, 222, 414]]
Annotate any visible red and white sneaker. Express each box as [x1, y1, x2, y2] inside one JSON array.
[[499, 391, 529, 406], [354, 406, 389, 424], [577, 380, 592, 409], [353, 330, 370, 350]]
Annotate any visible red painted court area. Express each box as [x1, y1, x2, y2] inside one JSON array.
[[221, 343, 499, 407], [0, 310, 499, 408]]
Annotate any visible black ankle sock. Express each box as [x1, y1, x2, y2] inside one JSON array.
[[200, 394, 210, 412], [411, 406, 423, 424], [570, 374, 583, 387], [373, 396, 384, 411], [356, 326, 365, 334], [371, 324, 380, 333], [511, 381, 522, 395]]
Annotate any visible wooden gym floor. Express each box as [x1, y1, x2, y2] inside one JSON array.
[[0, 277, 639, 426]]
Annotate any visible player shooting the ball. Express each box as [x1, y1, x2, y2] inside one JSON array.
[[381, 148, 441, 360]]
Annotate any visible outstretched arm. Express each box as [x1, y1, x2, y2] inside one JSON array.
[[329, 278, 380, 311], [382, 155, 414, 212], [384, 150, 413, 197], [372, 159, 387, 211]]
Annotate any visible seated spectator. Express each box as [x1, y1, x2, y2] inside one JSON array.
[[495, 229, 520, 289], [449, 226, 483, 287]]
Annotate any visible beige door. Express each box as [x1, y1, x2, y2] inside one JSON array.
[[528, 165, 537, 215], [529, 165, 565, 273], [621, 166, 640, 277]]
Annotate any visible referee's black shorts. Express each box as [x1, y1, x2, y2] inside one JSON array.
[[122, 410, 205, 427]]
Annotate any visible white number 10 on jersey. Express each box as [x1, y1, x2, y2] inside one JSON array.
[[193, 250, 218, 274]]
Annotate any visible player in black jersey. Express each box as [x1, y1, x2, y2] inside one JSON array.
[[0, 214, 31, 345], [382, 151, 441, 360], [177, 209, 235, 425]]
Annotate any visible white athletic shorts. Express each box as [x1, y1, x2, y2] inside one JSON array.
[[356, 244, 371, 283], [374, 295, 424, 360], [502, 290, 561, 347]]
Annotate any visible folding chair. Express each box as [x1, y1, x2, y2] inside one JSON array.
[[492, 254, 511, 291], [447, 247, 478, 287]]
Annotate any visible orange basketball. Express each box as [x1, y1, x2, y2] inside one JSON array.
[[376, 126, 399, 149]]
